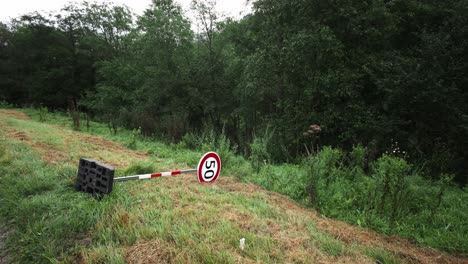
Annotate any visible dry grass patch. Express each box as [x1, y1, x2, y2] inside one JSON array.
[[117, 174, 369, 263], [0, 110, 149, 168], [125, 239, 175, 264], [0, 109, 30, 120]]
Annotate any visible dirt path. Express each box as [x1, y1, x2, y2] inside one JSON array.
[[1, 109, 466, 264]]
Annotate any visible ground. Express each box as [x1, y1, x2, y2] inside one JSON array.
[[0, 109, 466, 264]]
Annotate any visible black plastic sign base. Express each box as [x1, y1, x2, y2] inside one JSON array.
[[76, 158, 115, 196]]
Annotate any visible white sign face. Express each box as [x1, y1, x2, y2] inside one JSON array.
[[197, 152, 221, 183]]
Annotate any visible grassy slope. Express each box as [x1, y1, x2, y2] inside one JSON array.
[[0, 109, 465, 263]]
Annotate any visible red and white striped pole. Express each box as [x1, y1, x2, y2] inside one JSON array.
[[114, 168, 197, 182], [113, 152, 221, 183]]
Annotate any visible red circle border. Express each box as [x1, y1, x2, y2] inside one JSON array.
[[197, 152, 221, 183]]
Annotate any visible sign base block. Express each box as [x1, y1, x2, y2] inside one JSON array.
[[76, 158, 114, 196]]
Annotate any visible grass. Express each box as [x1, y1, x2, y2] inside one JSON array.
[[364, 248, 401, 264], [0, 108, 465, 263], [0, 140, 106, 262], [246, 151, 468, 255]]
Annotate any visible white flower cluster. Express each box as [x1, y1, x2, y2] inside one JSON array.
[[384, 139, 407, 157]]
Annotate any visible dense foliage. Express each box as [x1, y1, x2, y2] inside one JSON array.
[[0, 0, 467, 185]]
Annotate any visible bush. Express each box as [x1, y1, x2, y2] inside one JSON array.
[[371, 155, 411, 222], [38, 106, 48, 122], [304, 147, 342, 207], [181, 127, 237, 172], [125, 127, 142, 150], [250, 127, 274, 173], [348, 145, 366, 176], [181, 132, 201, 149], [0, 100, 14, 108]]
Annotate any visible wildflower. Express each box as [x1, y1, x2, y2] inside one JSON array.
[[310, 124, 321, 132]]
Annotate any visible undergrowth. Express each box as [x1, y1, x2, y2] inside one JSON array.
[[247, 147, 468, 254]]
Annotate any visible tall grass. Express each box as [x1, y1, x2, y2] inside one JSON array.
[[0, 136, 111, 262], [247, 146, 468, 254]]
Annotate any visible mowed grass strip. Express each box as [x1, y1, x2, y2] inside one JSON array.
[[0, 112, 148, 168], [80, 173, 382, 263], [0, 109, 406, 263]]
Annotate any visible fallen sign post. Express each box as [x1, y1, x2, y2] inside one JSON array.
[[76, 152, 221, 196]]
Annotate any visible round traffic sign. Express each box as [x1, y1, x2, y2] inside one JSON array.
[[197, 152, 221, 183]]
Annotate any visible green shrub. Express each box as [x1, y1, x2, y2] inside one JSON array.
[[202, 129, 234, 162], [304, 147, 342, 207], [125, 127, 142, 150], [38, 106, 48, 122], [223, 155, 253, 180], [181, 132, 201, 149], [371, 155, 411, 222], [180, 127, 237, 171], [347, 145, 366, 179], [0, 100, 14, 108], [250, 127, 274, 173]]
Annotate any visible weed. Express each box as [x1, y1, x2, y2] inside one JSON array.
[[122, 160, 158, 175], [38, 106, 48, 122], [250, 126, 274, 173], [315, 233, 347, 256], [0, 101, 14, 108], [364, 247, 401, 264]]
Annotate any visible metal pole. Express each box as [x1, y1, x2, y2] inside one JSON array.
[[114, 168, 197, 182]]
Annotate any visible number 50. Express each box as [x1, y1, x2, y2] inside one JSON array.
[[204, 160, 215, 179]]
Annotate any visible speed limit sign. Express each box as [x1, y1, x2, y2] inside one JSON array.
[[87, 152, 222, 197], [197, 152, 221, 183]]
